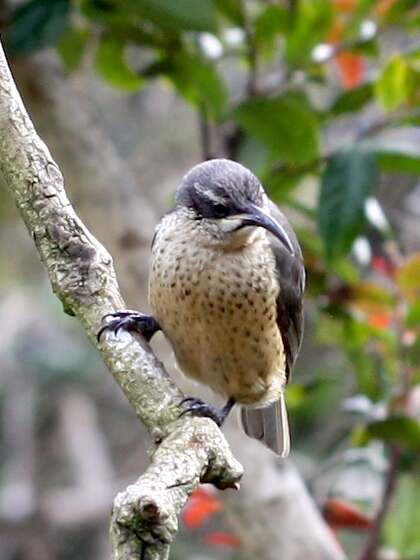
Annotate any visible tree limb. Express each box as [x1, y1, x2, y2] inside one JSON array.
[[0, 42, 243, 560]]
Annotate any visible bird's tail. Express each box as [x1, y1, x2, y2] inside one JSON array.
[[240, 393, 290, 457]]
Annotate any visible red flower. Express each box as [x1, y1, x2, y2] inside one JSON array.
[[182, 487, 222, 529]]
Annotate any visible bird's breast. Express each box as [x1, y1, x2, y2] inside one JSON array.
[[149, 220, 286, 405]]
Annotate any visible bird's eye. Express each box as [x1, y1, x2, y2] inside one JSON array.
[[211, 202, 229, 219]]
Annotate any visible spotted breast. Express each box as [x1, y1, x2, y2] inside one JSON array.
[[149, 209, 287, 406]]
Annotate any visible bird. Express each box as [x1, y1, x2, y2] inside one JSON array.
[[98, 159, 305, 456]]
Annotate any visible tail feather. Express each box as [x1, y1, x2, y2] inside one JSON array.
[[240, 393, 290, 457]]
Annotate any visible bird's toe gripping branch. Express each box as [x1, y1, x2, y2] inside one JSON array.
[[97, 310, 161, 343], [179, 396, 236, 427]]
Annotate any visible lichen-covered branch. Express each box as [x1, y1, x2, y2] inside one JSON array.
[[0, 42, 243, 560]]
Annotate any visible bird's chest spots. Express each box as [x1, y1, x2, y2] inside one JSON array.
[[150, 236, 277, 326], [149, 234, 284, 402]]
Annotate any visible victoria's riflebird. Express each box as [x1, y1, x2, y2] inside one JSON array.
[[99, 159, 305, 456]]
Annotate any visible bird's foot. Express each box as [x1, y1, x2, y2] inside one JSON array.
[[179, 397, 235, 427], [97, 310, 160, 342]]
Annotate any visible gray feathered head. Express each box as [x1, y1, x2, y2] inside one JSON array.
[[176, 159, 295, 255]]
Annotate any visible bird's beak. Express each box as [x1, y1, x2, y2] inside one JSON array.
[[237, 205, 295, 255]]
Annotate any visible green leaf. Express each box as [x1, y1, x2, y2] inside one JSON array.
[[82, 0, 216, 32], [285, 0, 332, 67], [365, 416, 420, 449], [255, 5, 288, 56], [5, 0, 70, 54], [234, 93, 319, 165], [334, 259, 360, 284], [375, 55, 416, 111], [363, 128, 420, 174], [406, 301, 420, 328], [237, 136, 270, 176], [318, 147, 378, 260], [167, 53, 227, 118], [343, 0, 377, 40], [133, 0, 216, 31], [342, 319, 383, 398], [213, 0, 244, 25], [81, 0, 132, 25], [379, 0, 419, 24], [384, 475, 420, 558], [286, 384, 307, 409], [331, 83, 374, 115], [81, 0, 177, 47], [350, 281, 394, 315], [350, 38, 379, 58], [94, 35, 144, 91], [265, 171, 304, 203], [397, 253, 420, 304], [377, 154, 420, 174], [406, 337, 420, 373], [57, 27, 90, 71]]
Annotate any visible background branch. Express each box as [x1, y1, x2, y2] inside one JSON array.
[[0, 42, 242, 560], [359, 444, 401, 560]]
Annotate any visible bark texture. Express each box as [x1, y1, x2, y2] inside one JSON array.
[[0, 42, 242, 560]]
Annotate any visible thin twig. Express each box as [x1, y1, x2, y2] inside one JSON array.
[[358, 444, 401, 560], [241, 0, 258, 97]]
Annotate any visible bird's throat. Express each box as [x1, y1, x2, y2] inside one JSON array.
[[222, 225, 263, 251]]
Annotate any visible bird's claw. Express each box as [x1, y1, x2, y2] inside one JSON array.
[[180, 396, 198, 405], [97, 310, 160, 342], [179, 397, 226, 427]]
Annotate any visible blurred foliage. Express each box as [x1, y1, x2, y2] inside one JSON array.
[[384, 474, 420, 558], [3, 0, 420, 558], [318, 147, 378, 259]]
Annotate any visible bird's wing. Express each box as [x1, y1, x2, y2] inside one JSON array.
[[240, 202, 304, 456], [267, 200, 305, 381]]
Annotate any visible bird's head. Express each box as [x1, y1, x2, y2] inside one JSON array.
[[175, 159, 295, 254]]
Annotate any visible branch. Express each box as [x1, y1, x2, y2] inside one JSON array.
[[358, 444, 401, 560], [0, 42, 243, 560]]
